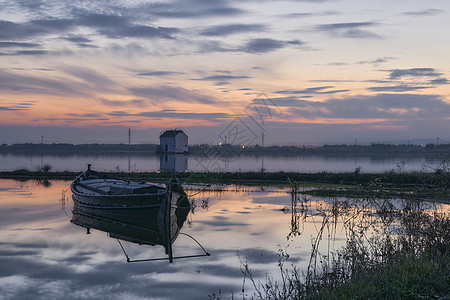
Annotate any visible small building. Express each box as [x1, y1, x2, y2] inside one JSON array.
[[159, 129, 188, 153]]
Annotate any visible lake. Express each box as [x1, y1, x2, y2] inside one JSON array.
[[0, 152, 444, 173], [0, 179, 448, 299]]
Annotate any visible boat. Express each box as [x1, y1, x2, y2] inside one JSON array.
[[71, 190, 191, 262], [70, 164, 182, 209], [70, 164, 207, 262]]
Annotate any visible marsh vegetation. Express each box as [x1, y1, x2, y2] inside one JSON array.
[[215, 180, 450, 299]]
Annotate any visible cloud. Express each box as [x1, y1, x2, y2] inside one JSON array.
[[75, 12, 180, 39], [65, 113, 104, 118], [275, 86, 349, 95], [0, 42, 40, 48], [430, 78, 449, 85], [316, 21, 377, 30], [76, 43, 99, 48], [0, 50, 50, 56], [284, 12, 314, 18], [76, 13, 127, 28], [326, 62, 349, 66], [107, 109, 231, 121], [315, 21, 381, 39], [129, 85, 217, 105], [388, 68, 443, 79], [0, 19, 74, 40], [60, 66, 117, 89], [201, 23, 266, 36], [62, 35, 92, 43], [137, 71, 184, 76], [197, 40, 234, 53], [0, 12, 179, 43], [401, 9, 444, 17], [97, 98, 147, 107], [98, 24, 179, 39], [196, 38, 303, 54], [357, 57, 396, 65], [62, 34, 98, 48], [134, 0, 245, 19], [243, 38, 304, 53], [245, 38, 282, 53], [368, 85, 432, 92], [137, 110, 230, 120], [0, 105, 31, 111], [369, 68, 449, 92], [0, 68, 102, 97], [282, 93, 450, 120], [194, 75, 251, 81]]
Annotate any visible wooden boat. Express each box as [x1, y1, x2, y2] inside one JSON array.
[[71, 190, 191, 262], [70, 164, 194, 262], [70, 164, 182, 209]]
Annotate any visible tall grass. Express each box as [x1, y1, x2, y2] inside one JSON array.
[[234, 181, 449, 299]]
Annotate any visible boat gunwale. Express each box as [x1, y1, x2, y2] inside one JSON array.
[[70, 178, 167, 198]]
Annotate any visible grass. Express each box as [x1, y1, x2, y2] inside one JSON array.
[[231, 181, 450, 300], [2, 168, 448, 202], [323, 252, 450, 299]]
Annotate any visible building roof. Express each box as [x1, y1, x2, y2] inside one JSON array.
[[159, 130, 186, 138]]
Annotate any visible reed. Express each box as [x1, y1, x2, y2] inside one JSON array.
[[234, 181, 450, 300]]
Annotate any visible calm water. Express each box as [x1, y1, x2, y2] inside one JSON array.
[[0, 153, 444, 173], [0, 179, 448, 299]]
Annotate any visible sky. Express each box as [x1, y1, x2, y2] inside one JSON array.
[[0, 0, 449, 145]]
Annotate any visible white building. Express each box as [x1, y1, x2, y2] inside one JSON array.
[[159, 130, 188, 153]]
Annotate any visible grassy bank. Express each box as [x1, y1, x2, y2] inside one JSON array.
[[0, 168, 447, 185], [1, 168, 448, 201]]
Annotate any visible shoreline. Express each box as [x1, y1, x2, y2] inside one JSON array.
[[1, 169, 448, 202], [0, 169, 441, 182]]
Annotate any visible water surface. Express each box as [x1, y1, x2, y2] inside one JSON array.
[[0, 179, 447, 299], [0, 153, 444, 173]]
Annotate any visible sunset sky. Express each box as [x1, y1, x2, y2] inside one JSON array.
[[0, 0, 449, 145]]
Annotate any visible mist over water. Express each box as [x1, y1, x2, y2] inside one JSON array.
[[0, 153, 444, 173]]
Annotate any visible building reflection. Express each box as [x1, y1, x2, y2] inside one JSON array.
[[160, 154, 188, 172]]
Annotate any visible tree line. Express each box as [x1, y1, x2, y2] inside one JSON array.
[[1, 142, 449, 155]]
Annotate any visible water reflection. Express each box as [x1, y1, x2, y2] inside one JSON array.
[[4, 152, 446, 173], [1, 179, 448, 299], [159, 153, 188, 172]]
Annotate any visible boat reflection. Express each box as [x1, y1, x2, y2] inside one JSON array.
[[71, 183, 208, 263]]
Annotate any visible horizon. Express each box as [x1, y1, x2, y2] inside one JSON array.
[[1, 1, 449, 145], [1, 135, 448, 147], [0, 125, 449, 146]]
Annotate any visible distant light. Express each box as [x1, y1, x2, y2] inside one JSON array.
[[219, 142, 222, 146], [242, 145, 245, 149]]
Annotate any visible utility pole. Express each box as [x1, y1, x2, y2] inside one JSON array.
[[41, 135, 44, 144], [128, 128, 131, 145]]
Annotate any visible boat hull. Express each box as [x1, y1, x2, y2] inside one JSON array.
[[70, 166, 171, 209], [71, 192, 165, 209]]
